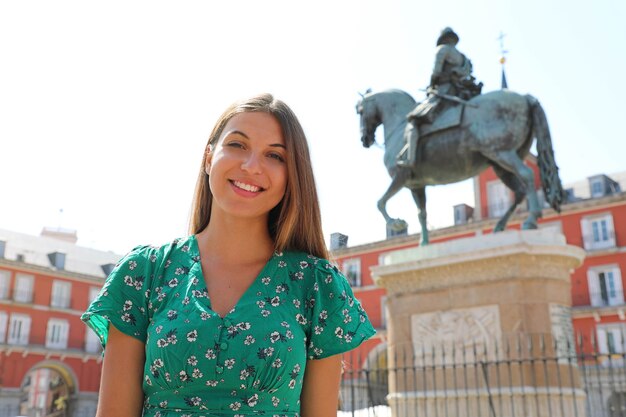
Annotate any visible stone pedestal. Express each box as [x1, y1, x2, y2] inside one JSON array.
[[371, 230, 586, 417]]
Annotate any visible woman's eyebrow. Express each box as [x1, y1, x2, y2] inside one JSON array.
[[224, 130, 285, 148]]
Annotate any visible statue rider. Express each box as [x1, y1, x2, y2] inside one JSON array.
[[398, 27, 482, 167]]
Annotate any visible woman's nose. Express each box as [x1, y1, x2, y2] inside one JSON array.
[[241, 152, 263, 174]]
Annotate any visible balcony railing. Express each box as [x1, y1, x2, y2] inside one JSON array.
[[572, 290, 625, 308], [12, 288, 33, 303]]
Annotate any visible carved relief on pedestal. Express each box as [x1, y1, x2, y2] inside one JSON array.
[[410, 305, 501, 365], [550, 303, 576, 361]]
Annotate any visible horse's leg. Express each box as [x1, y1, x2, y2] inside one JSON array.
[[377, 171, 409, 227], [491, 165, 527, 232], [484, 150, 542, 229], [410, 187, 428, 244]]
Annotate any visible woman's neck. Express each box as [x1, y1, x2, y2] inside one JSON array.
[[196, 215, 275, 264]]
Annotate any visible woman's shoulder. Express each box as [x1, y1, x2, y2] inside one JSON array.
[[117, 235, 197, 267], [276, 250, 336, 270]]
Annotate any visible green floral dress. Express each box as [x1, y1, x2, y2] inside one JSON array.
[[82, 235, 375, 417]]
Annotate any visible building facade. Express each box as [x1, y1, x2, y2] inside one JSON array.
[[0, 228, 120, 417], [332, 162, 626, 366]]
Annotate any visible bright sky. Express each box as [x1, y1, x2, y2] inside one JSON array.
[[1, 1, 625, 254]]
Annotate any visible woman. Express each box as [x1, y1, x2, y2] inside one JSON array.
[[82, 93, 375, 417]]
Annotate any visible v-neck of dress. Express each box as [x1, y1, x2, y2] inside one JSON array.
[[190, 234, 275, 319]]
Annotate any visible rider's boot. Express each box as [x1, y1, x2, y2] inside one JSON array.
[[397, 123, 419, 167]]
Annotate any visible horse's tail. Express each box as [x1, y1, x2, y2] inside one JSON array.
[[527, 94, 564, 213]]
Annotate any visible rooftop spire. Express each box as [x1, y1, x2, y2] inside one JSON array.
[[497, 31, 509, 89]]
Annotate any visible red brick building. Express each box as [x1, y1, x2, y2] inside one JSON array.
[[332, 161, 626, 365], [0, 228, 120, 417]]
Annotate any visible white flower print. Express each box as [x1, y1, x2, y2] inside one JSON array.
[[335, 327, 344, 339], [247, 393, 259, 407], [225, 358, 236, 369], [205, 349, 216, 360], [128, 260, 137, 270], [200, 312, 211, 320], [167, 310, 178, 320], [182, 296, 190, 305], [293, 299, 301, 308], [281, 321, 290, 328], [206, 380, 218, 387], [314, 325, 324, 335], [261, 310, 271, 317], [295, 314, 307, 325], [187, 330, 198, 342], [244, 335, 256, 345], [299, 261, 309, 269], [168, 277, 179, 287], [159, 401, 168, 408], [229, 402, 241, 411], [192, 368, 203, 379], [272, 396, 280, 407], [270, 296, 280, 307], [179, 370, 189, 382], [187, 356, 197, 366], [272, 358, 283, 368], [261, 276, 271, 285], [155, 325, 163, 334], [256, 300, 266, 308], [123, 300, 133, 311]]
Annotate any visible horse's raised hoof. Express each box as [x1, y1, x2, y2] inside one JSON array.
[[387, 218, 408, 232]]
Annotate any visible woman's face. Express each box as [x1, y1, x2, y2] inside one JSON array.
[[206, 112, 288, 223]]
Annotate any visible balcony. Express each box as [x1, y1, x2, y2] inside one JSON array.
[[573, 290, 625, 308]]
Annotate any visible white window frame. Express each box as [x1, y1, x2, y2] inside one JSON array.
[[0, 311, 8, 343], [8, 313, 31, 345], [597, 323, 626, 354], [13, 273, 34, 303], [89, 286, 101, 303], [46, 318, 69, 349], [85, 327, 101, 353], [50, 280, 72, 309], [380, 296, 388, 329], [588, 265, 624, 307], [581, 213, 616, 250], [487, 180, 511, 218], [342, 258, 362, 287], [0, 270, 10, 300]]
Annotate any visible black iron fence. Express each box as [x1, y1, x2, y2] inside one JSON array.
[[340, 335, 626, 417]]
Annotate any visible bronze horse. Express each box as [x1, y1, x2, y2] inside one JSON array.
[[356, 89, 563, 244]]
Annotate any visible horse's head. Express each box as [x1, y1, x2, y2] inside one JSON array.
[[356, 91, 380, 148]]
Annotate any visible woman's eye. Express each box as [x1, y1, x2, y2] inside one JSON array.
[[268, 152, 285, 163], [226, 141, 245, 149]]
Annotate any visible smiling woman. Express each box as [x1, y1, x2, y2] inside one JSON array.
[[81, 93, 376, 417]]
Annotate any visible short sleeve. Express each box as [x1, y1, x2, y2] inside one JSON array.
[[306, 261, 376, 359], [81, 245, 158, 349]]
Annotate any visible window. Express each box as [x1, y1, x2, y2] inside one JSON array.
[[487, 180, 511, 218], [8, 314, 31, 345], [380, 296, 388, 329], [50, 280, 72, 309], [46, 319, 69, 349], [597, 324, 626, 354], [13, 274, 34, 303], [0, 270, 10, 299], [89, 286, 101, 303], [342, 259, 361, 287], [0, 311, 7, 343], [591, 179, 604, 198], [581, 214, 616, 250], [85, 328, 101, 353], [588, 266, 624, 307]]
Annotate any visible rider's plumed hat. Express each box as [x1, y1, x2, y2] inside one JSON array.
[[436, 27, 459, 46]]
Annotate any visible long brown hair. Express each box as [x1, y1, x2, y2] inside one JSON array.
[[189, 94, 329, 259]]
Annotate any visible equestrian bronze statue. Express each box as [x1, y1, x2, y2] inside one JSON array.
[[356, 88, 563, 244]]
